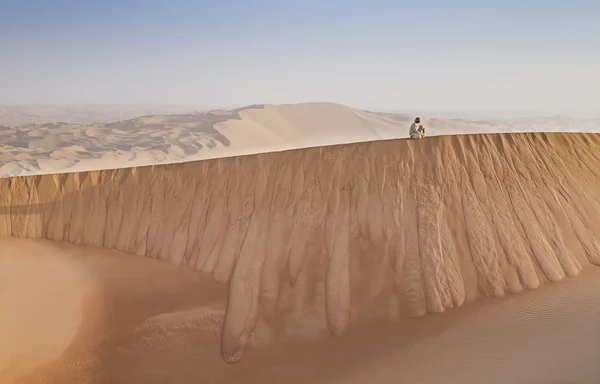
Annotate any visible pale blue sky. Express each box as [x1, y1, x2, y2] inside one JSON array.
[[1, 0, 599, 116]]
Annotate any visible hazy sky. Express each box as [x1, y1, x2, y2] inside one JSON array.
[[1, 0, 599, 116]]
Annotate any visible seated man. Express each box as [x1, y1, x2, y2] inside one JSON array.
[[409, 117, 425, 139]]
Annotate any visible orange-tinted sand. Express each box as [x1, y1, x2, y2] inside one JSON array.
[[2, 130, 600, 383], [2, 239, 599, 383]]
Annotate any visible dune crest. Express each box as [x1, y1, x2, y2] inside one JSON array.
[[6, 102, 598, 179], [2, 132, 600, 363], [0, 103, 403, 178]]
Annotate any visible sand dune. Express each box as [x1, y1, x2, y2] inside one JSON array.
[[2, 103, 600, 382], [0, 104, 205, 126], [3, 102, 599, 178], [3, 237, 600, 384], [2, 129, 600, 382], [0, 103, 406, 177], [0, 238, 230, 383]]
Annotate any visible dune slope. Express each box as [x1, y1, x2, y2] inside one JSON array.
[[2, 132, 600, 364], [3, 102, 600, 179], [0, 103, 402, 178]]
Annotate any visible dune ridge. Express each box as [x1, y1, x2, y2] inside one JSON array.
[[4, 102, 599, 179], [0, 103, 406, 178], [2, 131, 600, 363]]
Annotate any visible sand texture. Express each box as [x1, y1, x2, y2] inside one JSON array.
[[2, 237, 599, 384], [3, 102, 599, 178], [2, 131, 600, 375], [0, 103, 401, 178]]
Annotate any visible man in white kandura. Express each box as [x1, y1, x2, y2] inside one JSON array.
[[409, 117, 425, 139]]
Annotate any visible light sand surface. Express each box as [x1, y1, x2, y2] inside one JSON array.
[[2, 103, 599, 177], [1, 238, 599, 384]]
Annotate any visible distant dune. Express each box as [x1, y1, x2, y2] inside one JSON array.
[[2, 102, 599, 178], [2, 129, 600, 382], [0, 104, 206, 126], [0, 103, 402, 177]]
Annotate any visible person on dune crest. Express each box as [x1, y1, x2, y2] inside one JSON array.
[[409, 117, 425, 139]]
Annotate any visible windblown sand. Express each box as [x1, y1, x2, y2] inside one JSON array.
[[0, 103, 404, 177], [1, 104, 600, 383], [1, 239, 599, 384]]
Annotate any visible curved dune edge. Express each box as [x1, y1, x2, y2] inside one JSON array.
[[2, 132, 600, 363]]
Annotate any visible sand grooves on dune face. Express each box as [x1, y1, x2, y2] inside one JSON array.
[[1, 132, 600, 365]]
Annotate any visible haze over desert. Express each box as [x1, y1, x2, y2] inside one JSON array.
[[3, 1, 600, 383]]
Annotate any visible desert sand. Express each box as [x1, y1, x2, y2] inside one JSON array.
[[1, 103, 600, 383], [2, 238, 600, 384], [2, 102, 599, 178]]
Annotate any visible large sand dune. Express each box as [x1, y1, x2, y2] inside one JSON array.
[[2, 129, 600, 382], [0, 103, 403, 177], [3, 102, 599, 178]]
